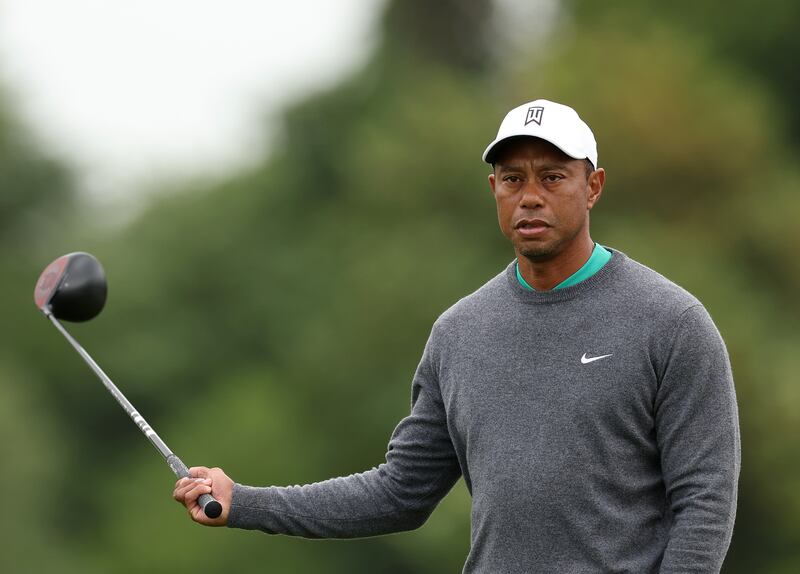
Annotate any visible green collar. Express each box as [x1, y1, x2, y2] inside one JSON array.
[[516, 243, 612, 291]]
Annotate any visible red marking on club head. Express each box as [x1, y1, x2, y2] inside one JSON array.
[[34, 255, 70, 310]]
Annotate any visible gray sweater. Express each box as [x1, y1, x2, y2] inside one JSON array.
[[228, 250, 740, 573]]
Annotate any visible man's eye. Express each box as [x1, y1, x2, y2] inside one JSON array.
[[543, 174, 563, 182], [504, 175, 522, 183]]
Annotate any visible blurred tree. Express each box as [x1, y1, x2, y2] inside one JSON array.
[[382, 0, 493, 72], [0, 86, 82, 574], [0, 93, 73, 246], [569, 0, 800, 145]]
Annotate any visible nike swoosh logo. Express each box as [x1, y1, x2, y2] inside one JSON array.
[[581, 353, 613, 364]]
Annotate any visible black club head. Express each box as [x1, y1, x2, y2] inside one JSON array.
[[34, 252, 107, 322]]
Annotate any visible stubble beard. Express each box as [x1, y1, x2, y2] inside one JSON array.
[[518, 242, 559, 262]]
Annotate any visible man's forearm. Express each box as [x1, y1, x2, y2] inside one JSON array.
[[228, 463, 458, 538]]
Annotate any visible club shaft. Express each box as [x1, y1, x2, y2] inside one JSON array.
[[39, 264, 223, 518], [47, 312, 175, 460]]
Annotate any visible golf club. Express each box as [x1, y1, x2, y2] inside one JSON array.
[[34, 252, 222, 519]]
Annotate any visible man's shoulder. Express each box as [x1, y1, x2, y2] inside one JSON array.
[[616, 252, 700, 301], [611, 250, 706, 321], [432, 264, 511, 332]]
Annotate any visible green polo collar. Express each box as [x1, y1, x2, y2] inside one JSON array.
[[516, 243, 612, 291]]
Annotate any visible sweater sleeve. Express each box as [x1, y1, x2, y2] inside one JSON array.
[[655, 305, 741, 573], [226, 334, 462, 538]]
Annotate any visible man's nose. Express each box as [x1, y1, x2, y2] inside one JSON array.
[[519, 181, 545, 208]]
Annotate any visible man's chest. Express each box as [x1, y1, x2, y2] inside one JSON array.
[[436, 315, 660, 482]]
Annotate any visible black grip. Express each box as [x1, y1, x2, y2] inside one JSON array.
[[167, 454, 223, 519], [198, 493, 223, 518]]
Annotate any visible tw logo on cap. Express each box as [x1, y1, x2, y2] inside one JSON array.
[[525, 106, 544, 126]]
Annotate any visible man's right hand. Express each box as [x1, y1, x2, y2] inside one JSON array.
[[173, 466, 234, 526]]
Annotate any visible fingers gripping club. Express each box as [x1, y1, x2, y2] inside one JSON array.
[[168, 456, 222, 518]]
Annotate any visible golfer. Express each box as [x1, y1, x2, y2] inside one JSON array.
[[174, 99, 740, 572]]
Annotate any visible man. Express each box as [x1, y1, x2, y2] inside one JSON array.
[[174, 99, 740, 572]]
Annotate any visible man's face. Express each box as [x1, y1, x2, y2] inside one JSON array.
[[488, 137, 604, 262]]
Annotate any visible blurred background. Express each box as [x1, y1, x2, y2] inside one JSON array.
[[2, 0, 798, 571]]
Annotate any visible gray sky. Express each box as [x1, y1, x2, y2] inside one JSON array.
[[0, 0, 385, 203]]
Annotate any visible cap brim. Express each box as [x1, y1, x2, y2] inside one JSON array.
[[482, 135, 589, 166]]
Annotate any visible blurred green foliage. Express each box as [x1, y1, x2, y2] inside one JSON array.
[[3, 0, 798, 572]]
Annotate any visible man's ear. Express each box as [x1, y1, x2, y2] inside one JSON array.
[[488, 172, 497, 196], [587, 168, 605, 209]]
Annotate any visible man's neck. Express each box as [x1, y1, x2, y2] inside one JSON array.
[[516, 235, 595, 291]]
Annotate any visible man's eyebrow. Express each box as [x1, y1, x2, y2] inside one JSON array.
[[537, 161, 572, 171], [495, 163, 525, 173]]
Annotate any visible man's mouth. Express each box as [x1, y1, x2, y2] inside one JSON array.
[[514, 218, 550, 237]]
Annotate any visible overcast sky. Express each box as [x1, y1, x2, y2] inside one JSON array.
[[0, 0, 385, 203]]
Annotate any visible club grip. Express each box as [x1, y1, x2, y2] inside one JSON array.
[[198, 493, 223, 519], [168, 454, 223, 519]]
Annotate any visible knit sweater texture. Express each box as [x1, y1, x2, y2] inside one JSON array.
[[228, 250, 741, 573]]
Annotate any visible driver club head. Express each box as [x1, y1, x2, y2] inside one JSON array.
[[34, 252, 107, 322]]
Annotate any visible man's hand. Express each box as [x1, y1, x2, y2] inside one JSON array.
[[173, 466, 234, 526]]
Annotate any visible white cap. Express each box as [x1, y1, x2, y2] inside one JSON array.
[[482, 99, 598, 168]]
